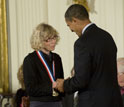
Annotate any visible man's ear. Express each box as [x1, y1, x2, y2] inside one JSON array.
[[72, 17, 79, 24], [72, 17, 78, 23]]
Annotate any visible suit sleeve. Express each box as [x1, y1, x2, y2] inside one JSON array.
[[64, 40, 91, 94]]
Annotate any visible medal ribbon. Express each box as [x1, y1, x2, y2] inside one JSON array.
[[36, 51, 55, 82]]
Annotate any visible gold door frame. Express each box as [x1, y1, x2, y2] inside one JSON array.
[[67, 0, 90, 12], [0, 0, 9, 93]]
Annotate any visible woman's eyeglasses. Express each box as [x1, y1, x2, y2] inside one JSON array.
[[44, 36, 58, 42]]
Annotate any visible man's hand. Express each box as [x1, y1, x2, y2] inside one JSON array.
[[55, 79, 64, 93]]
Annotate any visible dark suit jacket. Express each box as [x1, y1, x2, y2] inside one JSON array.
[[64, 24, 123, 107]]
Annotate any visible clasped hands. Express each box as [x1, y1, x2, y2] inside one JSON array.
[[52, 79, 64, 93]]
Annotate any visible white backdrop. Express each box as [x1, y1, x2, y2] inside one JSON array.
[[7, 0, 124, 92]]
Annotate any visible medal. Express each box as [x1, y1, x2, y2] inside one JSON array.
[[52, 89, 59, 96], [36, 51, 59, 96]]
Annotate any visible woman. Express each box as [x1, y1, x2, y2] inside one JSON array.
[[23, 23, 64, 107]]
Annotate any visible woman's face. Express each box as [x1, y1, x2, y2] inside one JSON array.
[[42, 36, 57, 52]]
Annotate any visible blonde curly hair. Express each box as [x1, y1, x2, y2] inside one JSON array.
[[30, 23, 60, 50], [17, 64, 25, 89]]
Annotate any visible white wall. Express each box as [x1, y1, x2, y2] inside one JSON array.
[[89, 0, 124, 57], [8, 0, 49, 92], [8, 0, 124, 92]]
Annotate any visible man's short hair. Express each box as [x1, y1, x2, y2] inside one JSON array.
[[65, 4, 89, 21]]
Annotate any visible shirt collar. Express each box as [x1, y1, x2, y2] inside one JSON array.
[[82, 23, 94, 34]]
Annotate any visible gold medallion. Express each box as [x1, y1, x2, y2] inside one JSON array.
[[52, 89, 59, 96]]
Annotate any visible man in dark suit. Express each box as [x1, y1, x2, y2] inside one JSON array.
[[54, 4, 123, 107]]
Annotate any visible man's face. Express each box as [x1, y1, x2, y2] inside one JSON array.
[[65, 19, 82, 36]]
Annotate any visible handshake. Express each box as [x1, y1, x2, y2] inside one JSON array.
[[52, 79, 65, 93]]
